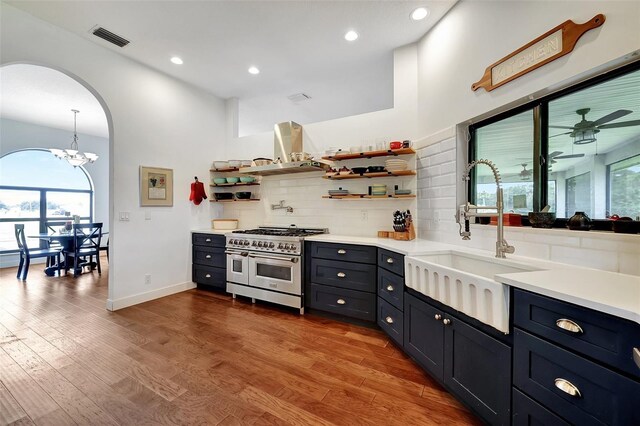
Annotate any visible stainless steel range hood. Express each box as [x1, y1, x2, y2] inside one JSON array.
[[239, 121, 332, 176]]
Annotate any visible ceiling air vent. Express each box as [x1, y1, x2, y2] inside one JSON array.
[[92, 26, 130, 47], [287, 93, 312, 104]]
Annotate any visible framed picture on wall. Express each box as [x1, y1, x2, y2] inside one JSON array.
[[140, 166, 173, 206]]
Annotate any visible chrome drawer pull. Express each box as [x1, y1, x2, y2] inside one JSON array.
[[442, 318, 451, 325], [337, 249, 347, 254], [386, 257, 394, 264], [385, 316, 394, 324], [434, 314, 442, 321], [554, 378, 581, 398], [633, 347, 640, 370], [205, 255, 212, 259], [205, 274, 211, 278], [556, 318, 583, 334], [205, 238, 211, 242], [337, 272, 346, 278], [337, 299, 346, 305], [386, 284, 394, 292]]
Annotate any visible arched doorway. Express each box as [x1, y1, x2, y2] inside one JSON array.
[[0, 63, 114, 307]]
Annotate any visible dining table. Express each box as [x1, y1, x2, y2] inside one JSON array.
[[29, 231, 108, 276]]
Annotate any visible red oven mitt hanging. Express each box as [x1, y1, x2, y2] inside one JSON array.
[[189, 178, 208, 205]]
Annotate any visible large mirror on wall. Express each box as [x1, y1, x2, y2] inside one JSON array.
[[470, 63, 640, 221]]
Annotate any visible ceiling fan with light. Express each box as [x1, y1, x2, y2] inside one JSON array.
[[549, 108, 640, 144]]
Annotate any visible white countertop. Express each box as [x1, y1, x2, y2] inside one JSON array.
[[306, 234, 640, 325], [497, 269, 640, 325], [304, 234, 457, 255], [192, 229, 640, 325], [192, 228, 236, 235]]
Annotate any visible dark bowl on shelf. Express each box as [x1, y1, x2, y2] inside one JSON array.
[[351, 167, 368, 174], [235, 191, 252, 200], [214, 192, 234, 201], [528, 212, 556, 228], [612, 218, 639, 234], [367, 166, 386, 173]]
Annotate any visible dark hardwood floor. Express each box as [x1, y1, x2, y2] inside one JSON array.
[[0, 257, 481, 425]]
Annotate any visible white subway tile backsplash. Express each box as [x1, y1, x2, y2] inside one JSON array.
[[415, 137, 637, 275]]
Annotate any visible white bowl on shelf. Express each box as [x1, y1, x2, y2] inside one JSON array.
[[228, 160, 241, 168], [213, 161, 229, 169]]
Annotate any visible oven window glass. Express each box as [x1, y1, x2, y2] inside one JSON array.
[[256, 263, 292, 281], [232, 259, 243, 273]]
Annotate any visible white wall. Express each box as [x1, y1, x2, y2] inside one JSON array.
[[0, 118, 110, 232], [411, 1, 640, 275], [417, 1, 640, 137], [1, 3, 227, 308], [221, 44, 419, 232]]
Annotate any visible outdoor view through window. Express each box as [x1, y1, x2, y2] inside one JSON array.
[[0, 149, 93, 252]]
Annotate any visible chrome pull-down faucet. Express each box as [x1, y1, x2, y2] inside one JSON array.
[[456, 159, 515, 258]]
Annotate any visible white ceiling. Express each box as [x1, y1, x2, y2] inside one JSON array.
[[0, 64, 109, 138], [6, 0, 456, 135]]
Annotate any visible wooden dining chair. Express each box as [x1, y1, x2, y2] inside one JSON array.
[[64, 222, 103, 276], [14, 224, 61, 280], [44, 220, 67, 266]]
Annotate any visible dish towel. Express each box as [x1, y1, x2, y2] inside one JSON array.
[[189, 180, 208, 205]]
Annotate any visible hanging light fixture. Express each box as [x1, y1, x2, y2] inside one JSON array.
[[572, 128, 598, 145], [50, 109, 99, 167]]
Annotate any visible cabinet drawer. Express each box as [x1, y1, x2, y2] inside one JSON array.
[[193, 246, 226, 268], [512, 388, 570, 426], [378, 297, 403, 347], [310, 258, 376, 293], [308, 283, 376, 322], [378, 267, 404, 310], [193, 265, 226, 290], [514, 328, 640, 426], [192, 233, 226, 248], [514, 289, 640, 379], [378, 249, 404, 276], [309, 242, 376, 264]]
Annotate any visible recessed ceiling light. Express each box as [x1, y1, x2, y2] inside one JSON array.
[[344, 30, 358, 42], [411, 7, 429, 21], [170, 56, 183, 65], [248, 66, 260, 75]]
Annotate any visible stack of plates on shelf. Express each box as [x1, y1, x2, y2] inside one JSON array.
[[385, 159, 408, 172], [328, 189, 349, 196]]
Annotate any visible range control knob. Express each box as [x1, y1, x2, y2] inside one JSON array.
[[252, 241, 257, 246], [230, 239, 237, 245], [257, 241, 263, 247], [278, 243, 284, 249], [268, 242, 275, 248], [243, 240, 250, 246]]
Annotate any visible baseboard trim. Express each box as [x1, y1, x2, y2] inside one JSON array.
[[106, 281, 196, 311]]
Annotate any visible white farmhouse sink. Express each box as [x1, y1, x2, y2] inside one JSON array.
[[405, 251, 541, 333]]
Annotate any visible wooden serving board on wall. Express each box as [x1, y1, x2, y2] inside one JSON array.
[[472, 14, 605, 92]]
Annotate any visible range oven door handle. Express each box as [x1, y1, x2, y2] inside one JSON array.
[[248, 253, 299, 263], [225, 250, 248, 257]]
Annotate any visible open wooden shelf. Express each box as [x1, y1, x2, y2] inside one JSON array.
[[210, 199, 260, 203], [323, 170, 416, 180], [210, 167, 240, 173], [322, 194, 416, 200], [322, 147, 415, 161], [210, 182, 260, 187]]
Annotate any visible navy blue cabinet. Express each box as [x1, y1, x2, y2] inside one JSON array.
[[512, 388, 570, 426], [192, 233, 226, 291], [306, 242, 377, 322], [514, 328, 640, 425], [404, 292, 511, 425], [377, 297, 403, 346], [513, 288, 640, 425]]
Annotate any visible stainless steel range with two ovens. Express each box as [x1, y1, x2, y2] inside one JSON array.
[[225, 226, 327, 314]]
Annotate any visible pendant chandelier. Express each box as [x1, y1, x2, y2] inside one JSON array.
[[50, 109, 99, 167]]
